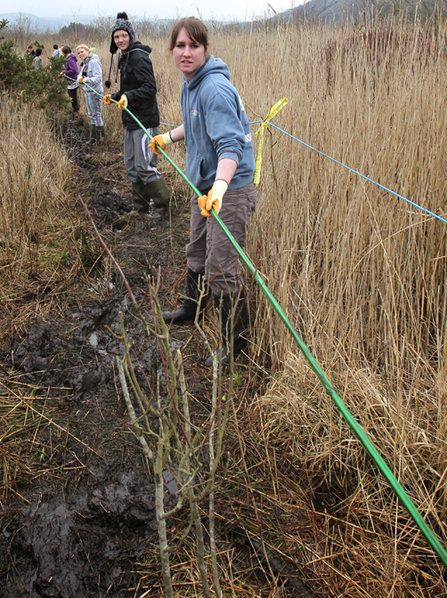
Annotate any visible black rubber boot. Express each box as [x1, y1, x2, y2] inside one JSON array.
[[162, 270, 208, 324], [96, 125, 105, 142], [205, 292, 248, 367]]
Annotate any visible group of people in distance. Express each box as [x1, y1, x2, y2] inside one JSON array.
[[24, 45, 43, 69], [24, 43, 61, 68], [24, 42, 104, 143], [26, 12, 258, 367]]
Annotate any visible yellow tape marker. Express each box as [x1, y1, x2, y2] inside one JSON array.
[[253, 98, 288, 186]]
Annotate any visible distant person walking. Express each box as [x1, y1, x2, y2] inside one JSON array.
[[52, 44, 62, 57], [103, 11, 170, 217], [24, 45, 35, 64], [76, 44, 104, 143], [32, 48, 43, 70], [61, 46, 79, 114]]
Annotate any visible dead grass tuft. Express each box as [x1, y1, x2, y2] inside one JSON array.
[[245, 351, 447, 595], [0, 375, 66, 500]]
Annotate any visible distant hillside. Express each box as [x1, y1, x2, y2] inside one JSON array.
[[0, 4, 362, 34], [0, 2, 404, 35], [223, 0, 367, 31], [273, 0, 365, 23], [270, 0, 426, 23], [0, 12, 98, 32]]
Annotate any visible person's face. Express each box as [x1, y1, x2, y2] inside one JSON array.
[[114, 30, 130, 52], [172, 28, 208, 82], [77, 47, 89, 61]]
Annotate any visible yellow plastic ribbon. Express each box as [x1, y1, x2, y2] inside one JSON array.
[[253, 98, 288, 186]]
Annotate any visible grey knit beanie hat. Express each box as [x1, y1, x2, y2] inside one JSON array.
[[110, 12, 135, 54]]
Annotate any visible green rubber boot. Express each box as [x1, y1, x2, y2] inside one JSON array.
[[96, 125, 105, 142], [131, 181, 150, 213], [146, 177, 170, 217]]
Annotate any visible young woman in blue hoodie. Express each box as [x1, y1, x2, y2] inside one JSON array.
[[150, 17, 257, 367]]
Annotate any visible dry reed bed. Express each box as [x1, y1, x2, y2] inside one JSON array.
[[5, 21, 447, 594], [149, 22, 447, 593], [0, 98, 97, 497], [235, 22, 447, 596], [250, 352, 446, 595]]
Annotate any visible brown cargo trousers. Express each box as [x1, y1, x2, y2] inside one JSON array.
[[186, 181, 257, 295]]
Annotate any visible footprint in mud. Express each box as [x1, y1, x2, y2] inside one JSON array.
[[3, 470, 157, 597]]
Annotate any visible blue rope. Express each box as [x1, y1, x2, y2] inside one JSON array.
[[163, 115, 447, 227], [262, 119, 447, 227]]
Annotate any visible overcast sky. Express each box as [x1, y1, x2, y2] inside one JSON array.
[[11, 0, 298, 23]]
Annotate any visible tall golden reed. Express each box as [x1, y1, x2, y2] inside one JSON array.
[[148, 20, 447, 594], [224, 19, 447, 597]]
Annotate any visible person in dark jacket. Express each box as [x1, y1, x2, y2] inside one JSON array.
[[61, 46, 79, 114], [24, 45, 35, 63], [103, 12, 170, 217]]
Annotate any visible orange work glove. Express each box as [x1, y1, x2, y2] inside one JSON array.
[[103, 94, 112, 105], [77, 75, 85, 84], [149, 132, 173, 155], [117, 94, 128, 110], [198, 180, 228, 217]]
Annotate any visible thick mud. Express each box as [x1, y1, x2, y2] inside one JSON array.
[[0, 117, 193, 597]]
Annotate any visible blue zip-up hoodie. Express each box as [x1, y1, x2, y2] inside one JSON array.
[[181, 55, 255, 192]]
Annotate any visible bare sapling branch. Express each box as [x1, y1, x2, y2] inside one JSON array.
[[112, 272, 233, 596]]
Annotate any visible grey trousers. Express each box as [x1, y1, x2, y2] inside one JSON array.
[[186, 182, 257, 295], [85, 93, 103, 126], [124, 127, 161, 184]]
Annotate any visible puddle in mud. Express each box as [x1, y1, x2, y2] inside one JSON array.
[[162, 469, 179, 496]]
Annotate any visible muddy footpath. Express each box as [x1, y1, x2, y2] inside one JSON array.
[[0, 115, 216, 597]]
